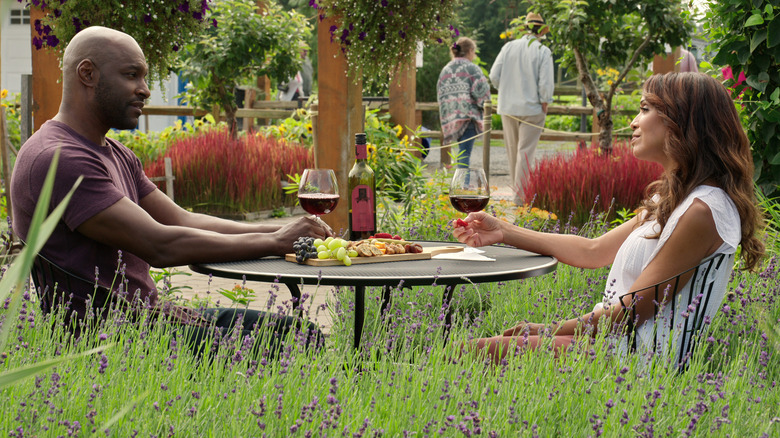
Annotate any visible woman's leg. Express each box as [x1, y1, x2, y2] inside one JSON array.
[[456, 122, 478, 168], [473, 334, 575, 364]]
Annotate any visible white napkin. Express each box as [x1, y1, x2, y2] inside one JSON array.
[[432, 247, 495, 262]]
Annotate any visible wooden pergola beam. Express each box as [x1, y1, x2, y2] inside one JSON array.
[[316, 15, 363, 236]]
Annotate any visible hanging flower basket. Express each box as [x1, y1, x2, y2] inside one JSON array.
[[312, 0, 460, 85], [23, 0, 214, 86]]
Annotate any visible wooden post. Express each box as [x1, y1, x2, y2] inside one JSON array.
[[317, 15, 363, 236], [591, 107, 600, 148], [482, 102, 492, 186], [653, 47, 681, 74], [164, 157, 175, 201], [1, 109, 14, 225], [29, 7, 63, 131], [310, 102, 319, 168], [244, 88, 256, 132], [21, 75, 33, 145], [389, 58, 417, 157]]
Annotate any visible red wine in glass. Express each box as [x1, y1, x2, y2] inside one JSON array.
[[299, 193, 340, 215], [298, 168, 339, 219], [449, 168, 490, 214], [449, 195, 490, 213]]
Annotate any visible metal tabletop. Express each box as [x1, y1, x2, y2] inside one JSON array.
[[190, 242, 557, 348]]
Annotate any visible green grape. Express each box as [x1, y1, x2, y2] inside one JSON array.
[[324, 236, 334, 246], [336, 247, 347, 261], [317, 245, 329, 253], [313, 238, 324, 247], [343, 255, 352, 266], [317, 250, 331, 259], [327, 239, 342, 251], [341, 239, 350, 248], [348, 249, 358, 258]]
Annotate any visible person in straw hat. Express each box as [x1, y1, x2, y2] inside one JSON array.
[[489, 12, 554, 205]]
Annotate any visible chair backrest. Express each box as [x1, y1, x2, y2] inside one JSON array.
[[29, 250, 115, 321], [619, 252, 734, 369]]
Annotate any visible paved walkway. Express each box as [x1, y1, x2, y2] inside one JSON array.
[[172, 141, 574, 333]]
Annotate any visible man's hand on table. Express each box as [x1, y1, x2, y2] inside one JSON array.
[[273, 215, 335, 255]]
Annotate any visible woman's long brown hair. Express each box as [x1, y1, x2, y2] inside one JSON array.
[[636, 72, 764, 270]]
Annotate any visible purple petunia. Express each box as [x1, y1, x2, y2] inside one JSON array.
[[178, 1, 190, 13]]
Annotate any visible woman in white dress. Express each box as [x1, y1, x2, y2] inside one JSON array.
[[453, 72, 765, 363]]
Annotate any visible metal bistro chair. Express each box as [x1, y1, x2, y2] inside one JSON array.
[[618, 252, 734, 370], [28, 250, 120, 325]]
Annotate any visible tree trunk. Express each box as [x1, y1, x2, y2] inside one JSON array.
[[225, 106, 238, 139], [573, 47, 613, 153]]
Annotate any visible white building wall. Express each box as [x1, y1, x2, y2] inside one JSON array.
[[1, 0, 180, 132], [1, 0, 32, 93]]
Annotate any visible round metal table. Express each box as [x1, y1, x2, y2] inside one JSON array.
[[191, 242, 557, 348]]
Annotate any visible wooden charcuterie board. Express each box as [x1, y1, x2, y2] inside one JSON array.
[[285, 245, 464, 266]]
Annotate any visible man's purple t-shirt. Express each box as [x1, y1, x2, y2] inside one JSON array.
[[10, 120, 158, 316]]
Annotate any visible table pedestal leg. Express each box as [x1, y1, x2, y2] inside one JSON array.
[[380, 285, 392, 315], [354, 285, 365, 349]]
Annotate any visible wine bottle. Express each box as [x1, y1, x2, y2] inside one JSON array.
[[348, 133, 376, 240]]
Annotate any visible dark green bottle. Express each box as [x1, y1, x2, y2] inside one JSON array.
[[348, 133, 376, 240]]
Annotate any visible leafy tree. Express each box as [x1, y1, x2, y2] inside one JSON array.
[[531, 0, 694, 151], [705, 0, 780, 197], [460, 0, 528, 69], [177, 0, 311, 137]]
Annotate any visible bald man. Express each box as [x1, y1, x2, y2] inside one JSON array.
[[11, 27, 328, 349]]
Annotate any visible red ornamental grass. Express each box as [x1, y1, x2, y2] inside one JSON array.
[[144, 128, 313, 214], [524, 142, 663, 225]]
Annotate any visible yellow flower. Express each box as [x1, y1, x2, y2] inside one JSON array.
[[279, 125, 287, 134], [367, 143, 377, 157], [194, 119, 204, 127], [0, 89, 7, 99], [306, 123, 313, 133], [0, 103, 6, 109], [607, 79, 614, 86], [394, 124, 403, 137], [500, 32, 507, 40]]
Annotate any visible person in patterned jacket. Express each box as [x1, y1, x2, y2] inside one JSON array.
[[437, 37, 491, 168]]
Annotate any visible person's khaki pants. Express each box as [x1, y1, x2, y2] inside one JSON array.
[[501, 113, 546, 205]]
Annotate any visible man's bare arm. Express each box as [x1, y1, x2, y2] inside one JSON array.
[[139, 189, 285, 234], [77, 196, 330, 268]]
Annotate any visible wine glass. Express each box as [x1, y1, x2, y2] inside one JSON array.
[[298, 168, 340, 217], [449, 168, 490, 213]]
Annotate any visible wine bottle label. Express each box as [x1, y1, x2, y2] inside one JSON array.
[[351, 184, 375, 231], [355, 143, 368, 160]]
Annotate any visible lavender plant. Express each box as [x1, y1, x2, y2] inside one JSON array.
[[1, 182, 777, 435]]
